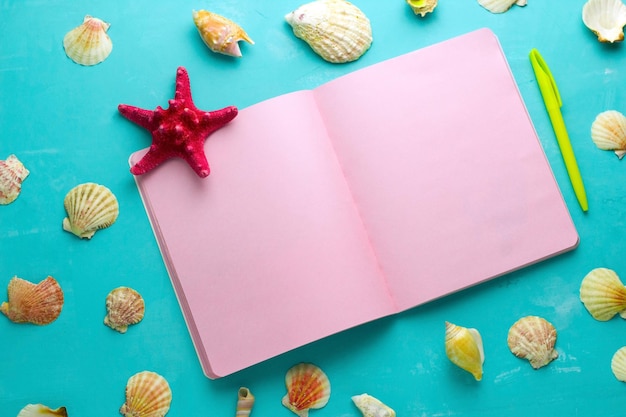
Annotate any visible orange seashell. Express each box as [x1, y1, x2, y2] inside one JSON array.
[[282, 363, 331, 417], [104, 286, 145, 333], [0, 276, 63, 325], [120, 371, 172, 417], [192, 10, 254, 57]]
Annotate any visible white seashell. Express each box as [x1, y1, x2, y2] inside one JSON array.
[[17, 404, 68, 417], [591, 110, 626, 158], [285, 0, 373, 63], [352, 394, 395, 417], [63, 15, 113, 66], [120, 371, 172, 417], [580, 267, 626, 321], [62, 182, 119, 239], [192, 10, 254, 57], [507, 316, 558, 369], [104, 286, 145, 333], [582, 0, 626, 43], [478, 0, 527, 13], [406, 0, 438, 16], [611, 346, 626, 381], [0, 154, 29, 205], [445, 321, 484, 381], [236, 387, 255, 417]]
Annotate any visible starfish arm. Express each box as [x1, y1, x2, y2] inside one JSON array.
[[182, 141, 211, 178], [118, 104, 156, 130], [200, 106, 239, 135], [174, 67, 192, 102], [130, 145, 173, 175]]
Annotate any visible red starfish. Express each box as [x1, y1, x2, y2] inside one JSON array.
[[118, 66, 238, 177]]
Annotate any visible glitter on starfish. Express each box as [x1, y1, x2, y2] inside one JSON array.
[[118, 66, 238, 177]]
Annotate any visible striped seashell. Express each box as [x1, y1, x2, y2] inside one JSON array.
[[0, 154, 29, 205], [611, 346, 626, 381], [445, 321, 484, 381], [120, 371, 172, 417], [104, 287, 145, 333], [590, 110, 626, 158], [507, 316, 558, 369], [580, 267, 626, 321], [63, 15, 113, 66], [0, 276, 64, 325], [282, 363, 331, 417], [235, 387, 255, 417], [17, 404, 68, 417], [62, 182, 119, 239]]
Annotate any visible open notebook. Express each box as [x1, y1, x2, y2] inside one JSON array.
[[130, 28, 579, 378]]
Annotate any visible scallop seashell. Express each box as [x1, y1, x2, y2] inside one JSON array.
[[352, 394, 395, 417], [507, 316, 558, 369], [104, 286, 145, 333], [477, 0, 527, 13], [192, 10, 254, 57], [444, 321, 484, 381], [120, 371, 172, 417], [63, 15, 113, 66], [0, 276, 64, 325], [406, 0, 438, 16], [236, 387, 255, 417], [62, 182, 119, 239], [582, 0, 626, 43], [17, 404, 68, 417], [282, 363, 331, 417], [580, 267, 626, 321], [285, 0, 373, 64], [590, 110, 626, 158], [611, 346, 626, 381], [0, 154, 29, 205]]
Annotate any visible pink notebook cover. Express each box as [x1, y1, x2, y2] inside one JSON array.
[[130, 28, 579, 378]]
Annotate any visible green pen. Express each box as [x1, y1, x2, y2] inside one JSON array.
[[529, 49, 588, 212]]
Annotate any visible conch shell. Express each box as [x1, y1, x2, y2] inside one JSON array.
[[282, 363, 331, 417], [192, 10, 254, 57], [582, 0, 626, 43], [351, 393, 395, 417], [17, 404, 68, 417], [120, 371, 172, 417], [63, 15, 113, 65], [444, 321, 484, 381], [477, 0, 527, 13], [104, 286, 145, 333], [591, 110, 626, 158], [1, 276, 64, 325], [507, 316, 558, 369], [580, 267, 626, 321], [236, 387, 255, 417], [0, 154, 29, 205], [62, 182, 119, 239], [407, 0, 438, 16], [285, 0, 373, 63]]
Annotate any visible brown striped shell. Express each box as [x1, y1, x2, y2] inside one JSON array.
[[236, 387, 255, 417], [120, 371, 172, 417], [104, 287, 145, 333], [0, 276, 64, 325], [62, 182, 119, 239], [282, 363, 331, 417], [507, 316, 558, 369]]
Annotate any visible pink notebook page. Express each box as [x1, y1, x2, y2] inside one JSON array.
[[130, 28, 578, 378]]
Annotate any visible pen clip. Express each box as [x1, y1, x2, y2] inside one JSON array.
[[529, 49, 562, 109]]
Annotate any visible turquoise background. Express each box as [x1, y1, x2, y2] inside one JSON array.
[[1, 0, 626, 415]]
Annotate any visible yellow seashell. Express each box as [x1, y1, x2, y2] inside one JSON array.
[[580, 267, 626, 321], [120, 371, 172, 417], [611, 346, 626, 381], [104, 287, 145, 333], [507, 316, 558, 369], [444, 321, 484, 381], [0, 154, 29, 205], [17, 404, 68, 417], [406, 0, 438, 16], [590, 110, 626, 159], [192, 10, 254, 57], [62, 182, 119, 239], [351, 393, 395, 417], [285, 0, 373, 64], [477, 0, 527, 13], [1, 276, 64, 325], [582, 0, 626, 43], [236, 387, 255, 417], [63, 15, 113, 66], [282, 363, 331, 417]]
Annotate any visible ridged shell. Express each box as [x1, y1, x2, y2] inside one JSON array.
[[583, 0, 626, 43], [282, 363, 331, 417], [120, 371, 172, 417], [477, 0, 527, 13], [62, 182, 119, 239], [0, 276, 63, 325], [507, 316, 558, 369], [63, 15, 113, 66], [407, 0, 438, 16], [285, 0, 373, 63], [352, 394, 395, 417], [17, 404, 68, 417], [192, 10, 254, 57], [611, 346, 626, 381], [580, 267, 626, 321], [104, 287, 145, 333], [444, 321, 484, 381], [591, 110, 626, 158], [236, 387, 255, 417], [0, 154, 29, 205]]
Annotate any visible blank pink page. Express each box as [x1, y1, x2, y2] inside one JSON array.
[[314, 28, 578, 311]]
